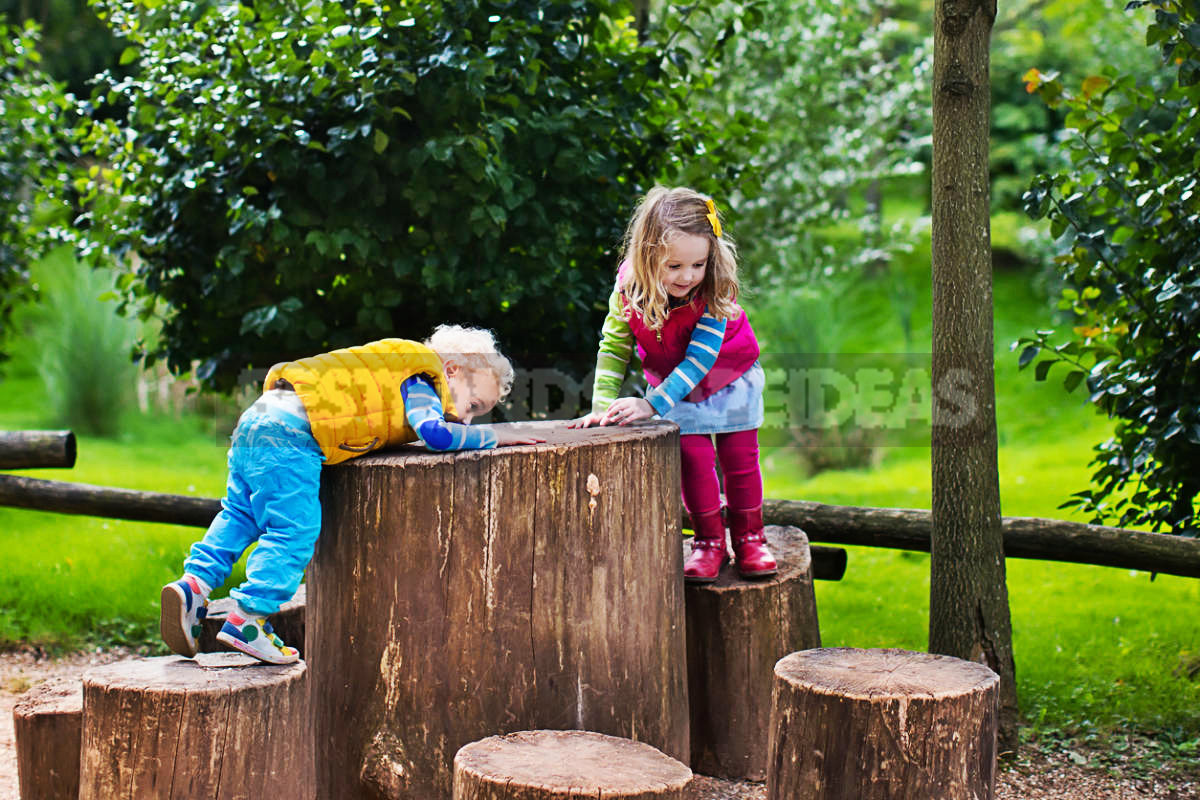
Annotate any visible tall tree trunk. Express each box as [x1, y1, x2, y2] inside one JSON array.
[[930, 0, 1018, 754], [633, 0, 652, 42]]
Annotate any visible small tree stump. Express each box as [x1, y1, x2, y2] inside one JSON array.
[[198, 584, 307, 656], [13, 677, 82, 800], [78, 653, 313, 800], [310, 420, 688, 800], [684, 525, 821, 781], [453, 730, 692, 800], [767, 648, 999, 800]]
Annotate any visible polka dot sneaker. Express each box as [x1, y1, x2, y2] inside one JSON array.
[[216, 607, 300, 665], [160, 575, 211, 658]]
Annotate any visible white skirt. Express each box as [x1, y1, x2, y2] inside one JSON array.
[[660, 362, 765, 436]]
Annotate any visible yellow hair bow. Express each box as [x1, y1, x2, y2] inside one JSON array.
[[705, 198, 723, 238]]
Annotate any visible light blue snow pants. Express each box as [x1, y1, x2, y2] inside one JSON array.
[[184, 401, 323, 615]]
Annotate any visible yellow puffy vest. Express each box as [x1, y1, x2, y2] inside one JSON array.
[[264, 339, 456, 465]]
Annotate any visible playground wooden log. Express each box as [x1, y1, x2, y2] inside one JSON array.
[[13, 676, 82, 800], [767, 648, 999, 800], [452, 730, 693, 800], [757, 498, 1200, 579], [0, 473, 220, 526], [198, 584, 307, 657], [4, 466, 1196, 579], [683, 525, 821, 781], [78, 653, 313, 800], [309, 420, 689, 800], [0, 430, 76, 469]]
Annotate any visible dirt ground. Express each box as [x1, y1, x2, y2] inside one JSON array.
[[2, 648, 1197, 800]]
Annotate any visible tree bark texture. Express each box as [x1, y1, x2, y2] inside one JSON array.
[[684, 526, 821, 781], [198, 585, 307, 657], [452, 730, 693, 800], [767, 648, 998, 800], [309, 420, 688, 800], [0, 472, 220, 526], [13, 676, 82, 800], [930, 0, 1018, 753], [0, 430, 76, 469], [78, 653, 313, 800]]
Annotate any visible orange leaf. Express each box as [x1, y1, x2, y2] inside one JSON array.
[[1023, 68, 1043, 94], [1081, 75, 1110, 98]]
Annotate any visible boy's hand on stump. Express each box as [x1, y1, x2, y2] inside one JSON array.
[[493, 427, 546, 447]]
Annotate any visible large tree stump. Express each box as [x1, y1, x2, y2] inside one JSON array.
[[198, 585, 307, 656], [13, 677, 82, 800], [79, 653, 313, 800], [310, 420, 688, 800], [453, 730, 693, 800], [684, 525, 821, 781], [767, 648, 999, 800]]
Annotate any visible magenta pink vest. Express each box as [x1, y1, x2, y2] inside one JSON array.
[[616, 260, 760, 403]]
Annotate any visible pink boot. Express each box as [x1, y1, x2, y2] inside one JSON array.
[[684, 508, 728, 583], [727, 505, 778, 578]]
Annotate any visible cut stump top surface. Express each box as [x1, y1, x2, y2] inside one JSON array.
[[340, 420, 678, 467], [82, 653, 305, 692], [685, 526, 813, 591], [13, 675, 81, 716], [776, 647, 999, 700], [455, 730, 692, 792]]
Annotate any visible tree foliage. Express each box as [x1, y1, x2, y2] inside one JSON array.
[[677, 0, 930, 288], [989, 0, 1157, 212], [0, 0, 127, 95], [1017, 0, 1200, 535], [73, 0, 718, 391], [0, 20, 72, 358]]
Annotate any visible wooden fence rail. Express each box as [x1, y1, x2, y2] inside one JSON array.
[[0, 431, 76, 469], [2, 474, 1198, 580], [759, 499, 1200, 579]]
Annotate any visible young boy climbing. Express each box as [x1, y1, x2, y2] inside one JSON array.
[[160, 324, 542, 664]]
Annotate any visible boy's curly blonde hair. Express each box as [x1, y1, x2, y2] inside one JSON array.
[[619, 186, 741, 331], [424, 324, 515, 400]]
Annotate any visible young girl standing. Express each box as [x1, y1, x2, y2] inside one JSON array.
[[571, 186, 776, 582]]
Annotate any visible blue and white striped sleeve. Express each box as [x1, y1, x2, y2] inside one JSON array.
[[401, 375, 498, 451], [645, 310, 727, 415]]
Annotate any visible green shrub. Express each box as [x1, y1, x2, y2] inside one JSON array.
[[674, 0, 930, 288], [0, 20, 73, 361], [1018, 0, 1200, 534], [72, 0, 721, 391], [20, 247, 137, 436]]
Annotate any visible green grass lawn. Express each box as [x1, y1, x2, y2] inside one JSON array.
[[0, 364, 231, 648], [0, 254, 1197, 747]]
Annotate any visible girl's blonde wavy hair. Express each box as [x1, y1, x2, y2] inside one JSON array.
[[424, 324, 515, 400], [619, 186, 741, 331]]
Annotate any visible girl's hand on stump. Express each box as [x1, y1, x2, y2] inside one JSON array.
[[566, 411, 605, 429], [493, 427, 546, 447], [600, 397, 655, 426]]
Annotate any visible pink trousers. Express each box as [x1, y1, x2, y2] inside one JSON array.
[[679, 429, 763, 515]]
